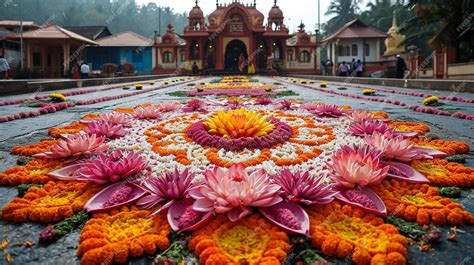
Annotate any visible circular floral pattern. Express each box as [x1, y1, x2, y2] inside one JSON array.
[[1, 94, 474, 265]]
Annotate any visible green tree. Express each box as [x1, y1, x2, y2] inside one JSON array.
[[401, 0, 474, 60], [322, 0, 362, 37]]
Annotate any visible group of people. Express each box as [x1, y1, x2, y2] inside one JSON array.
[[332, 55, 407, 79], [337, 59, 365, 77], [71, 62, 91, 79]]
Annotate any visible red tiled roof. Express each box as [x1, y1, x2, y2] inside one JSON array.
[[322, 19, 387, 43], [95, 31, 153, 47], [8, 25, 98, 45]]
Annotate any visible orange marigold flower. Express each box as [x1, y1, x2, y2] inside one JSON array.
[[77, 207, 170, 264], [387, 242, 407, 257], [411, 138, 470, 155], [375, 180, 473, 225], [199, 247, 221, 264], [321, 235, 339, 257], [2, 181, 100, 224], [205, 253, 232, 265], [48, 122, 88, 138], [416, 208, 430, 225], [352, 246, 372, 265], [195, 239, 216, 256], [386, 252, 406, 265], [0, 158, 63, 186], [447, 210, 464, 225], [389, 121, 430, 134], [308, 203, 407, 264], [11, 139, 60, 156], [336, 240, 353, 259], [189, 214, 290, 264], [411, 159, 474, 188]]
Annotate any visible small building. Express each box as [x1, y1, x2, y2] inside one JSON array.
[[154, 0, 320, 75], [8, 24, 98, 78], [86, 31, 154, 75], [322, 19, 387, 75], [0, 20, 40, 69], [64, 26, 112, 41]]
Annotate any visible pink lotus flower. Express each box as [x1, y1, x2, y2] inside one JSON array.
[[133, 106, 162, 120], [156, 101, 181, 112], [327, 145, 389, 188], [272, 169, 338, 205], [275, 99, 294, 110], [350, 120, 393, 136], [365, 132, 429, 162], [182, 99, 207, 113], [348, 110, 376, 123], [137, 168, 199, 217], [339, 144, 385, 160], [328, 145, 389, 217], [255, 97, 273, 105], [190, 164, 282, 221], [300, 102, 323, 111], [34, 134, 107, 160], [310, 104, 345, 117], [85, 121, 127, 139], [99, 112, 133, 125], [76, 150, 146, 184]]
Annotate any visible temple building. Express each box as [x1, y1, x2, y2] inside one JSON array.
[[153, 0, 320, 75]]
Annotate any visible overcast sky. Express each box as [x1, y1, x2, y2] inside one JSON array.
[[137, 0, 371, 33]]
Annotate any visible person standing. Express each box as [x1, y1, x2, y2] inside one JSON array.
[[191, 62, 199, 75], [350, 58, 356, 76], [326, 59, 334, 76], [355, 60, 364, 77], [72, 63, 80, 79], [80, 62, 90, 79], [0, 55, 11, 79], [396, 54, 407, 79], [338, 61, 349, 77]]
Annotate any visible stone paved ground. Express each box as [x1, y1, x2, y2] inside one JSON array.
[[0, 76, 473, 264]]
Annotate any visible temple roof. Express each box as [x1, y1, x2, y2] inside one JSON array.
[[268, 1, 283, 19], [208, 1, 264, 28], [189, 0, 204, 20], [322, 19, 387, 43]]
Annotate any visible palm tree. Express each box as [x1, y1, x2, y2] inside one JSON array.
[[401, 0, 474, 60], [322, 0, 362, 36], [360, 0, 408, 32]]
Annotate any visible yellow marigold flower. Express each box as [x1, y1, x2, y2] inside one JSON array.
[[204, 108, 275, 139], [423, 96, 439, 106], [362, 89, 376, 96], [49, 93, 66, 102]]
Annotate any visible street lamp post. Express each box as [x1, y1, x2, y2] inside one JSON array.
[[13, 2, 24, 69], [318, 0, 320, 32], [20, 19, 24, 69]]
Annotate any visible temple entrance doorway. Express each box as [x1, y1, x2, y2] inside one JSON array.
[[224, 39, 248, 71]]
